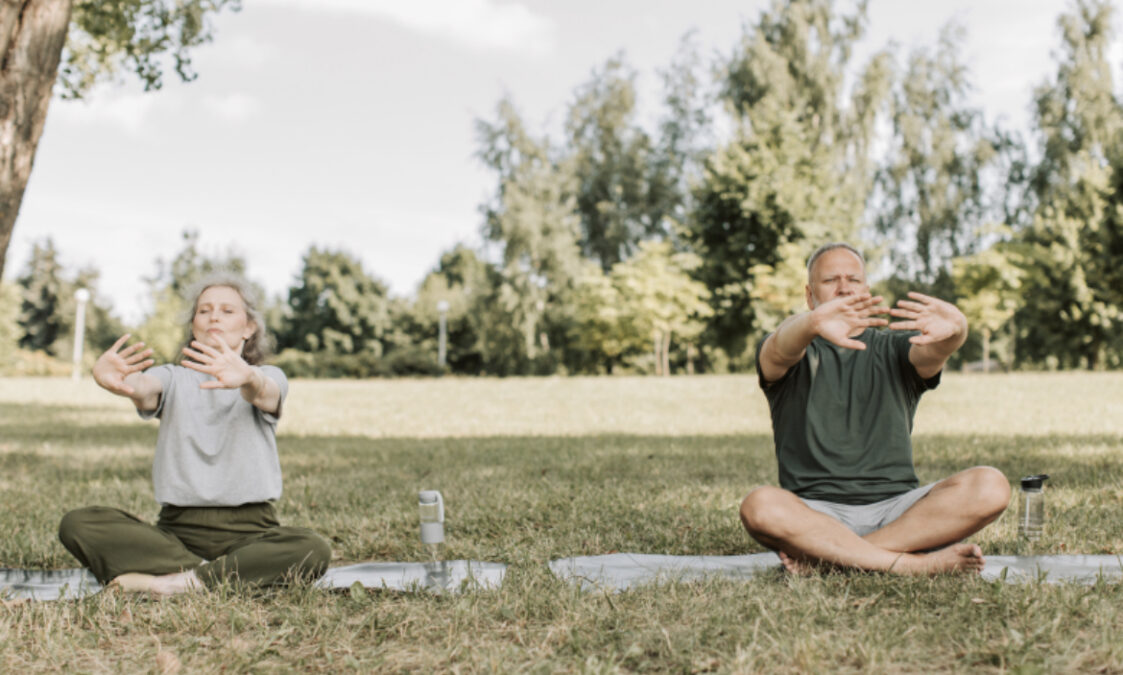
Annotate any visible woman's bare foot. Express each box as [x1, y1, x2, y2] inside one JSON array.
[[108, 570, 203, 595]]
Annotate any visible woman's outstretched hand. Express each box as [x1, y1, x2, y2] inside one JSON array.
[[92, 334, 154, 396], [182, 339, 256, 390]]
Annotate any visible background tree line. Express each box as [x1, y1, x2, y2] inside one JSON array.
[[4, 0, 1123, 376]]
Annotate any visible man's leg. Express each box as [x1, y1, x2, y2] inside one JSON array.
[[863, 466, 1010, 552], [740, 486, 986, 575]]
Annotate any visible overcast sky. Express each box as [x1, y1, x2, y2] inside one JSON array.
[[5, 0, 1099, 323]]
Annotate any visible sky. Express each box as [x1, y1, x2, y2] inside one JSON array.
[[5, 0, 1101, 323]]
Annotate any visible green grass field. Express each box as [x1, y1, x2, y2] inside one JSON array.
[[2, 373, 1123, 672]]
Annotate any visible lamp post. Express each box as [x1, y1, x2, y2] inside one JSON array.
[[72, 288, 90, 381], [436, 300, 449, 368]]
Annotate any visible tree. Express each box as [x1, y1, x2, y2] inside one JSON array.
[[17, 238, 66, 353], [476, 98, 583, 371], [952, 237, 1022, 371], [873, 24, 1003, 293], [611, 240, 711, 375], [569, 262, 632, 374], [1015, 0, 1123, 369], [282, 247, 391, 356], [0, 0, 239, 278], [685, 0, 890, 361], [0, 282, 21, 365]]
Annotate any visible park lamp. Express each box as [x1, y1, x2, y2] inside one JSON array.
[[72, 288, 90, 381], [437, 300, 450, 367]]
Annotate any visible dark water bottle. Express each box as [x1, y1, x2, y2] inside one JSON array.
[[1019, 475, 1049, 541]]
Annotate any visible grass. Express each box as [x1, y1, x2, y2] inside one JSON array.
[[1, 373, 1122, 672]]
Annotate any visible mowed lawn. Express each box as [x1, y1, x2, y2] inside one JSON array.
[[1, 373, 1122, 672]]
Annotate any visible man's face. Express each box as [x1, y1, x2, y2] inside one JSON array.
[[805, 248, 868, 309]]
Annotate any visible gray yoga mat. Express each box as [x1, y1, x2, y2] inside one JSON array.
[[1, 560, 507, 601], [548, 552, 1123, 591]]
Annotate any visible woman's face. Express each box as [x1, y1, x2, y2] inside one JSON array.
[[191, 285, 255, 353]]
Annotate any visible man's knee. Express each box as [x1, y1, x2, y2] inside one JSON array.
[[945, 466, 1011, 520], [970, 466, 1012, 518], [740, 486, 797, 537]]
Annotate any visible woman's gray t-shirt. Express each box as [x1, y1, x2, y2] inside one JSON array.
[[139, 364, 287, 507]]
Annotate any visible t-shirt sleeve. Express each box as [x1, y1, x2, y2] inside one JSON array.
[[137, 364, 175, 420], [756, 333, 794, 392], [257, 365, 288, 424], [892, 332, 941, 395]]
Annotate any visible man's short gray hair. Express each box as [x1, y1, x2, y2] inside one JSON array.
[[806, 242, 866, 280]]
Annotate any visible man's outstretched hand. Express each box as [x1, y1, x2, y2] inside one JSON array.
[[813, 293, 890, 350], [889, 292, 967, 345]]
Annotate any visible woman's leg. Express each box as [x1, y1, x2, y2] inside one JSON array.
[[57, 506, 204, 585], [161, 503, 332, 588], [198, 526, 332, 587]]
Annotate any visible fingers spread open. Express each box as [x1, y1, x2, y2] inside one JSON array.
[[110, 334, 131, 352]]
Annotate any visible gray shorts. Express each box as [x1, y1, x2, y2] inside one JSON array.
[[800, 483, 936, 537]]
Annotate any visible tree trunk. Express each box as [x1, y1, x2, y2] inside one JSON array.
[[685, 342, 696, 375], [1, 0, 73, 280], [652, 329, 662, 376]]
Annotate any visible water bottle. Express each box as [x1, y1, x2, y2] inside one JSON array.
[[418, 490, 448, 587], [1019, 474, 1049, 540]]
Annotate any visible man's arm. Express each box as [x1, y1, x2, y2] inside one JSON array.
[[889, 292, 968, 380], [759, 294, 890, 383]]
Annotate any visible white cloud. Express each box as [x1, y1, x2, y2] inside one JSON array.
[[201, 93, 262, 123], [48, 91, 166, 135], [255, 0, 555, 54]]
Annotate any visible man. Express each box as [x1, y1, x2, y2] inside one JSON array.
[[740, 242, 1010, 575]]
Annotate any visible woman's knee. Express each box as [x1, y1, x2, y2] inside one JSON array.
[[281, 529, 332, 577], [58, 506, 109, 546]]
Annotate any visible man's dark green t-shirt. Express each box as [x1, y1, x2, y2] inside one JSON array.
[[755, 328, 941, 505]]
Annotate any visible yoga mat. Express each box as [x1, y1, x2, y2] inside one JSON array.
[[1, 560, 507, 601], [548, 553, 1123, 591]]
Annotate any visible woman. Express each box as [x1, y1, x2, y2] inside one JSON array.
[[58, 274, 331, 595]]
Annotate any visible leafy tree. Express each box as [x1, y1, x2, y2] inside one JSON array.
[[405, 244, 492, 374], [0, 0, 239, 278], [476, 98, 583, 371], [570, 262, 632, 374], [611, 240, 711, 375], [17, 239, 66, 354], [282, 247, 391, 356], [0, 282, 21, 364], [685, 0, 890, 361], [952, 237, 1022, 371], [1015, 0, 1123, 369], [873, 24, 1002, 293]]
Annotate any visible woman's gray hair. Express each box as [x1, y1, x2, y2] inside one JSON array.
[[806, 242, 866, 280], [181, 272, 271, 366]]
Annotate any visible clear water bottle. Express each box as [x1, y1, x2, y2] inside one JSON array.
[[418, 490, 448, 588], [1019, 474, 1049, 540]]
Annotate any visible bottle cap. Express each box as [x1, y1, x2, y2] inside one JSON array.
[[1020, 474, 1049, 490]]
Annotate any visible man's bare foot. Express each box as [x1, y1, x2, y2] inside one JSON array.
[[108, 570, 203, 595], [778, 551, 842, 576], [890, 543, 985, 576]]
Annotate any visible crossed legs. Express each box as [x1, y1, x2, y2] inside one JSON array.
[[740, 466, 1011, 575]]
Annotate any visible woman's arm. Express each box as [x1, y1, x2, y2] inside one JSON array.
[[181, 339, 282, 415], [92, 335, 164, 411]]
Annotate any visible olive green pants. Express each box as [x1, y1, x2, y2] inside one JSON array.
[[58, 503, 332, 588]]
